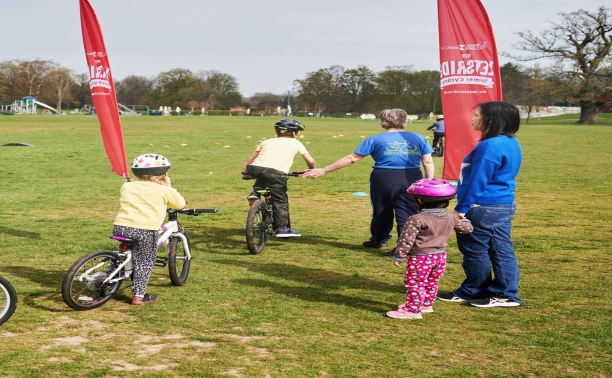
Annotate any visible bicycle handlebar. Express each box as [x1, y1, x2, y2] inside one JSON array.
[[175, 208, 218, 215]]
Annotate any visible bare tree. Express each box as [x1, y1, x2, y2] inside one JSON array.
[[48, 67, 76, 112], [0, 59, 57, 101], [508, 6, 612, 123]]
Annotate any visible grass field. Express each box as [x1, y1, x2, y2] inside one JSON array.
[[0, 113, 611, 377]]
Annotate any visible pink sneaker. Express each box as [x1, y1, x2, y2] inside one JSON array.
[[386, 308, 422, 319], [397, 304, 434, 313], [132, 293, 158, 305]]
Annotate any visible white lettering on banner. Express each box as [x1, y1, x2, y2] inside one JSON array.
[[440, 41, 488, 51], [89, 79, 112, 90], [440, 60, 494, 78], [440, 76, 494, 88]]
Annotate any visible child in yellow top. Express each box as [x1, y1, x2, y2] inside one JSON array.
[[114, 153, 186, 305], [242, 119, 315, 237]]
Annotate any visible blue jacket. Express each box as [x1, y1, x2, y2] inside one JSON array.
[[455, 135, 522, 214]]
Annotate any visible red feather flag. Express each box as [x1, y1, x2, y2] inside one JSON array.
[[80, 0, 130, 180], [437, 0, 502, 180]]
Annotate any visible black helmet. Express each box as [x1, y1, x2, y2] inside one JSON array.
[[274, 119, 304, 132]]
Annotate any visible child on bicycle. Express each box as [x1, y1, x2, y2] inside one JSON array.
[[113, 153, 186, 305], [427, 115, 445, 153], [386, 179, 473, 319], [241, 119, 316, 237]]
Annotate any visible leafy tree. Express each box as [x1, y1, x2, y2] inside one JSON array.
[[198, 70, 242, 110], [509, 6, 612, 123], [294, 65, 345, 114], [374, 65, 419, 112], [341, 66, 376, 113], [408, 70, 441, 114], [500, 62, 529, 105], [116, 75, 154, 106], [71, 73, 92, 108], [147, 68, 198, 108], [248, 92, 285, 113]]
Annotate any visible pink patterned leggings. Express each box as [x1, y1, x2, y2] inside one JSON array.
[[403, 252, 447, 313]]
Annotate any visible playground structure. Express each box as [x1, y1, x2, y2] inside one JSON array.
[[2, 96, 65, 115]]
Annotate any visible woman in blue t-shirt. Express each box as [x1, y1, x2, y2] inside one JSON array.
[[303, 109, 434, 252], [436, 101, 523, 308]]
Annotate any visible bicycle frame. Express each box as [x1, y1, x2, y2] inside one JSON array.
[[75, 209, 214, 286]]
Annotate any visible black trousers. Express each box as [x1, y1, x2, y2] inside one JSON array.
[[368, 168, 422, 242]]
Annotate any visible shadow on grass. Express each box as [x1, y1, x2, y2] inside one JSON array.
[[4, 265, 132, 312], [236, 278, 392, 313], [187, 226, 378, 255], [0, 226, 41, 239], [215, 259, 401, 312]]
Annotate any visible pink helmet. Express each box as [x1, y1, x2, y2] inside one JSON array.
[[407, 179, 456, 201]]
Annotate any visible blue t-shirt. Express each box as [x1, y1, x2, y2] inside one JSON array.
[[354, 131, 433, 169], [431, 121, 445, 133], [455, 135, 522, 213]]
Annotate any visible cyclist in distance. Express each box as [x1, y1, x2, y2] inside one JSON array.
[[242, 119, 316, 237], [114, 154, 186, 305], [427, 115, 445, 153]]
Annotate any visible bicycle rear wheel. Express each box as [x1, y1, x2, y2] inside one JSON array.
[[246, 199, 273, 254], [61, 250, 124, 310], [168, 233, 191, 286], [0, 276, 17, 325]]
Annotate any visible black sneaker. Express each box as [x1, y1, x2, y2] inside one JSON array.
[[469, 296, 520, 308], [380, 248, 396, 257], [436, 292, 467, 302], [363, 239, 388, 249]]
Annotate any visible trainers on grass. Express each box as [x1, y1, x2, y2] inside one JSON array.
[[436, 292, 467, 302], [132, 293, 158, 305], [386, 308, 422, 319], [275, 228, 301, 238], [398, 304, 433, 313], [469, 296, 521, 308], [363, 239, 388, 249]]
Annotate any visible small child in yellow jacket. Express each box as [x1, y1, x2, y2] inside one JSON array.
[[113, 154, 186, 305]]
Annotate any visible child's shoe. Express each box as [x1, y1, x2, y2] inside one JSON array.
[[132, 294, 158, 305], [275, 228, 301, 238], [398, 304, 434, 313], [247, 193, 259, 205], [386, 307, 422, 319]]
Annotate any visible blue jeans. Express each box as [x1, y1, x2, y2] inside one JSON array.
[[453, 203, 522, 303]]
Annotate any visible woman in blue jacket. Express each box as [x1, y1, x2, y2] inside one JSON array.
[[437, 102, 523, 308]]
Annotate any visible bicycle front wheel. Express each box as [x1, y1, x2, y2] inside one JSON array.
[[0, 276, 17, 326], [246, 200, 273, 254], [168, 233, 191, 286], [61, 250, 124, 311]]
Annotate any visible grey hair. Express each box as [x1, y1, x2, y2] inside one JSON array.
[[378, 109, 407, 130]]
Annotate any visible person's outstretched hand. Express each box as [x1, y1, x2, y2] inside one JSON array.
[[303, 168, 326, 178]]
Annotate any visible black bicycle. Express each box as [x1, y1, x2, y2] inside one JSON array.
[[0, 276, 17, 325], [431, 132, 444, 157], [245, 171, 303, 254]]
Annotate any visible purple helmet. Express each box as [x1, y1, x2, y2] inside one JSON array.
[[407, 179, 456, 202]]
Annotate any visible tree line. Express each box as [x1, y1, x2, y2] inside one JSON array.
[[0, 6, 610, 122]]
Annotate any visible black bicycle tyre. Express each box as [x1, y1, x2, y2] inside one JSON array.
[[61, 250, 124, 311], [246, 199, 272, 254], [168, 233, 191, 286], [0, 276, 17, 326]]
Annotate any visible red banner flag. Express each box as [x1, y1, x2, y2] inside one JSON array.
[[437, 0, 502, 180], [80, 0, 130, 179]]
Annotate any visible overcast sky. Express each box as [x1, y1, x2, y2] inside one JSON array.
[[1, 0, 606, 97]]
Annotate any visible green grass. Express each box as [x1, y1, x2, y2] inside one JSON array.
[[0, 113, 611, 377]]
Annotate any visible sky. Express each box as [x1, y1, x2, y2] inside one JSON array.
[[0, 0, 607, 97]]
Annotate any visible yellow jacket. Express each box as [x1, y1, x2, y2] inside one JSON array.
[[114, 181, 187, 230]]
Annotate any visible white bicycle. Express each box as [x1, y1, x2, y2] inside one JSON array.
[[0, 276, 17, 325], [61, 208, 217, 310]]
